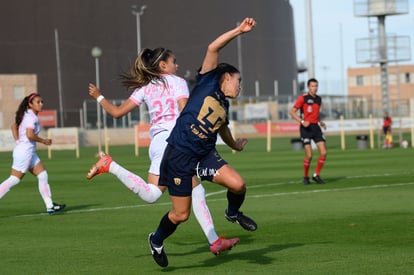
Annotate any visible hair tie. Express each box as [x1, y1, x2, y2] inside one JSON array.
[[28, 93, 39, 102], [151, 49, 167, 65]]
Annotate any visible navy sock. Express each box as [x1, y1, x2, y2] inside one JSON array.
[[152, 212, 178, 246], [226, 190, 246, 216]]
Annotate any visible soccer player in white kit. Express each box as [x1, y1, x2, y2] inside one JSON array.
[[87, 48, 239, 256], [0, 93, 66, 214]]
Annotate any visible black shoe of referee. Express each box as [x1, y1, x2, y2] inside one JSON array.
[[312, 175, 326, 184], [303, 177, 311, 185]]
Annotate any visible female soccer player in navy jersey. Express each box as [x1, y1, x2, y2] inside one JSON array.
[[289, 78, 327, 185], [87, 48, 238, 258], [148, 17, 257, 267]]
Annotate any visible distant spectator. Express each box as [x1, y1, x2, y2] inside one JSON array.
[[383, 112, 392, 135]]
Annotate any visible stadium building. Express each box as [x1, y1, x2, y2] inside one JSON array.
[[0, 0, 298, 128]]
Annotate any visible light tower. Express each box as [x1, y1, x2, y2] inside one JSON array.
[[354, 0, 410, 113]]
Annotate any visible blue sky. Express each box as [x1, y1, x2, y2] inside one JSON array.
[[289, 0, 414, 95]]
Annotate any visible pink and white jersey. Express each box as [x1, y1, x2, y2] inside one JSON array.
[[16, 109, 40, 150], [129, 74, 189, 138]]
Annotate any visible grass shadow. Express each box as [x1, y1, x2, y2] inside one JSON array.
[[162, 242, 304, 271]]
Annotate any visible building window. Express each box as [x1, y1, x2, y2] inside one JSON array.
[[356, 75, 364, 86], [405, 73, 411, 83], [13, 86, 25, 99]]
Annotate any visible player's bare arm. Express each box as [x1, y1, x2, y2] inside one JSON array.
[[290, 107, 309, 127], [26, 128, 52, 145], [11, 123, 18, 141], [88, 83, 136, 119], [200, 17, 256, 74], [219, 125, 248, 151]]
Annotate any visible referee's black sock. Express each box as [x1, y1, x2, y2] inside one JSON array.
[[152, 212, 177, 246], [226, 190, 246, 216]]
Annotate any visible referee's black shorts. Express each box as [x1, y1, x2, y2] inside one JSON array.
[[300, 123, 326, 144]]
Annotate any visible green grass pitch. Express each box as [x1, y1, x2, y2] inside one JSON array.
[[0, 136, 413, 274]]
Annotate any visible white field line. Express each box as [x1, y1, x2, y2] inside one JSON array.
[[8, 177, 413, 218], [206, 172, 414, 197], [248, 182, 414, 199]]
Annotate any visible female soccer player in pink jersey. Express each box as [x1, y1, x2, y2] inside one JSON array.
[[0, 93, 65, 214]]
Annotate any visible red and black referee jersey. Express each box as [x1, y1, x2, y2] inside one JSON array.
[[293, 93, 322, 124]]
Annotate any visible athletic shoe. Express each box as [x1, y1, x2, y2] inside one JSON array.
[[312, 175, 326, 184], [210, 237, 240, 255], [47, 202, 66, 214], [225, 210, 258, 231], [148, 233, 168, 267], [303, 177, 311, 185], [86, 152, 112, 179]]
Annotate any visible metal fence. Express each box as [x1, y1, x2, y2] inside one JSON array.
[[79, 95, 411, 129]]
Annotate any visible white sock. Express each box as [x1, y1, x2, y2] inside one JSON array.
[[0, 175, 20, 199], [192, 184, 218, 244], [109, 161, 162, 203], [37, 171, 53, 209]]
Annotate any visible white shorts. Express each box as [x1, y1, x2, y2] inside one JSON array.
[[148, 130, 169, 175], [12, 145, 40, 173]]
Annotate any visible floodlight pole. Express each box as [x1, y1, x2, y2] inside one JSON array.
[[54, 29, 64, 127], [132, 5, 147, 55], [91, 46, 102, 153], [132, 5, 147, 124], [236, 21, 243, 79], [378, 15, 389, 113], [305, 0, 315, 79]]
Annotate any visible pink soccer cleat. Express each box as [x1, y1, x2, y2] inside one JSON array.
[[86, 152, 113, 180], [209, 237, 240, 255]]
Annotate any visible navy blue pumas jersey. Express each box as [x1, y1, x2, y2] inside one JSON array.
[[167, 68, 229, 156]]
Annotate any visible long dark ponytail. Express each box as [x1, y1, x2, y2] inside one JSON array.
[[120, 47, 172, 91], [15, 93, 39, 127]]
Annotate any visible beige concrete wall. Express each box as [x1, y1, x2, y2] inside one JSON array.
[[37, 128, 135, 150], [0, 74, 37, 129]]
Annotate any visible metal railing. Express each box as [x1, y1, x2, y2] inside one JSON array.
[[77, 96, 410, 129]]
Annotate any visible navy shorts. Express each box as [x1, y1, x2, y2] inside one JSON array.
[[300, 123, 326, 144], [159, 144, 227, 197]]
